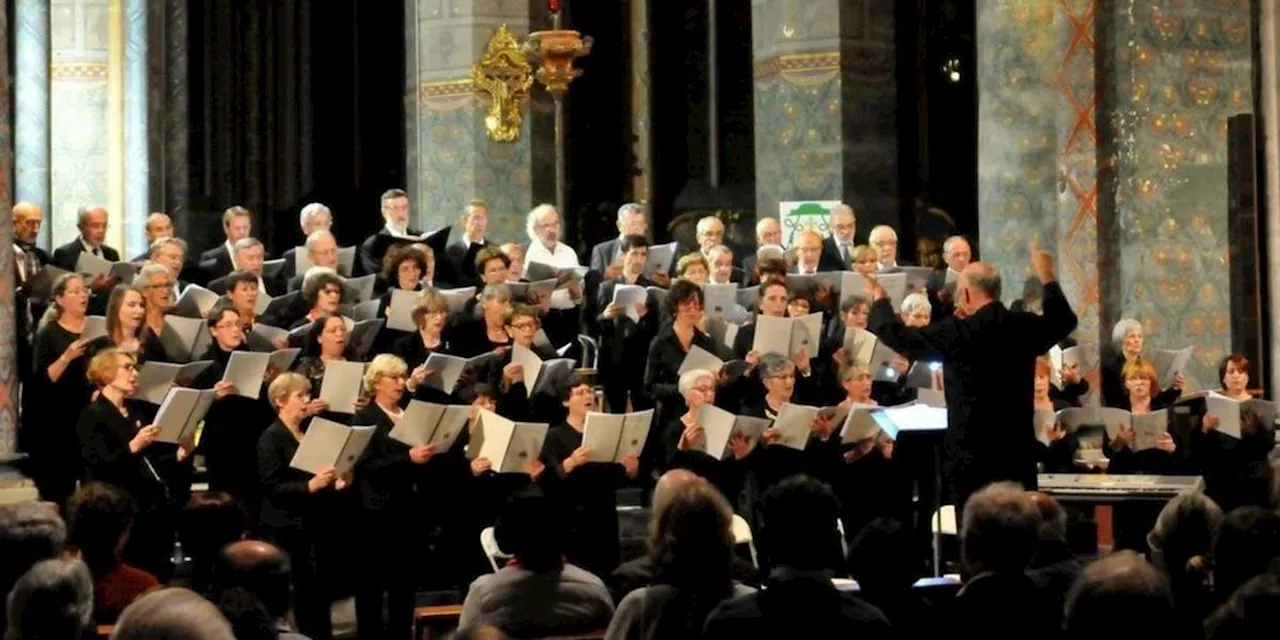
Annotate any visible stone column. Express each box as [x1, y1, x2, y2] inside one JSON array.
[[0, 0, 18, 456], [1261, 0, 1280, 398], [163, 0, 189, 228], [15, 0, 51, 250], [406, 0, 548, 242], [50, 0, 109, 245], [751, 0, 897, 233], [977, 0, 1253, 389], [122, 0, 147, 258]]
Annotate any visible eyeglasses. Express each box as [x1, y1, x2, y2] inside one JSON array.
[[214, 321, 241, 330], [509, 321, 538, 331]]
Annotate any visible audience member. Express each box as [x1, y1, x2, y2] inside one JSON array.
[[1064, 551, 1177, 640], [65, 484, 159, 624], [1210, 506, 1280, 604], [1147, 489, 1223, 628], [0, 501, 67, 634], [172, 492, 248, 593], [848, 517, 935, 634], [605, 477, 752, 639], [1204, 570, 1280, 640], [702, 475, 889, 639], [458, 488, 614, 637], [1027, 492, 1084, 600], [109, 587, 235, 640], [207, 540, 305, 640], [3, 557, 94, 640], [210, 586, 277, 640]]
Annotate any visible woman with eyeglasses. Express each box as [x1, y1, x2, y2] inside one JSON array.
[[667, 368, 753, 504], [185, 303, 270, 510], [133, 264, 180, 359], [257, 372, 350, 640], [27, 273, 93, 506], [483, 304, 560, 423], [371, 245, 429, 356], [453, 283, 514, 358], [290, 267, 346, 330], [350, 354, 444, 640], [541, 375, 639, 578], [392, 290, 457, 405], [77, 348, 194, 579]]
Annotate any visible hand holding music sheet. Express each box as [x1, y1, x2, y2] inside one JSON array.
[[289, 417, 376, 476], [582, 410, 654, 463], [390, 400, 470, 449], [1033, 407, 1058, 445], [1204, 393, 1278, 440], [773, 403, 821, 450], [610, 284, 648, 322], [643, 242, 678, 277], [222, 349, 301, 399], [843, 327, 878, 368], [695, 404, 771, 459], [1098, 408, 1169, 451], [318, 360, 367, 414], [153, 387, 218, 444], [473, 410, 549, 473], [511, 344, 575, 398], [1148, 346, 1194, 390]]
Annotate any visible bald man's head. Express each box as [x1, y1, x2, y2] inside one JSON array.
[[957, 262, 1001, 314], [12, 202, 42, 243], [1065, 551, 1174, 640], [652, 469, 700, 513], [215, 540, 292, 618]]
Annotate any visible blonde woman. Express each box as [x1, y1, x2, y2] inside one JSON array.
[[351, 354, 439, 640], [257, 372, 348, 640]]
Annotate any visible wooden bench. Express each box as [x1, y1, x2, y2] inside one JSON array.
[[413, 604, 464, 640], [411, 606, 606, 640]]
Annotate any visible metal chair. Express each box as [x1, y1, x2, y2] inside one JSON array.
[[479, 526, 509, 573], [730, 514, 758, 569]]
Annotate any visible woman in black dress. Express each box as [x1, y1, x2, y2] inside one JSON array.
[[257, 372, 350, 640], [27, 273, 92, 507], [393, 289, 460, 405], [351, 354, 443, 640], [541, 375, 639, 577], [77, 347, 194, 579]]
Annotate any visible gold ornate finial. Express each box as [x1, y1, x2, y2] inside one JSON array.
[[471, 25, 534, 142], [523, 30, 593, 97]]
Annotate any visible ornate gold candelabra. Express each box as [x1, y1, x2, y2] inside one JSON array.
[[472, 26, 533, 143], [523, 14, 592, 215]]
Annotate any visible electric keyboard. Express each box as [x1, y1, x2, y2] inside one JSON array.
[[1037, 473, 1201, 503]]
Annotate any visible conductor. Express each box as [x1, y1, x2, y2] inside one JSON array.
[[868, 241, 1077, 515]]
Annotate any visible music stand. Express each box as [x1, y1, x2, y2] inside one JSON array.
[[874, 404, 949, 576]]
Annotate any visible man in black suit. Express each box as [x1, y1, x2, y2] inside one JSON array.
[[588, 202, 646, 278], [129, 213, 174, 262], [281, 202, 333, 281], [197, 205, 252, 281], [208, 238, 286, 297], [924, 235, 973, 321], [869, 241, 1077, 518], [286, 230, 340, 292], [51, 205, 120, 270], [819, 203, 857, 272], [594, 234, 660, 413], [869, 224, 907, 270], [13, 203, 49, 404], [358, 188, 450, 282], [51, 206, 121, 316], [443, 199, 490, 287]]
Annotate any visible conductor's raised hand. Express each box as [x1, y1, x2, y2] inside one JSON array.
[[1030, 236, 1056, 284]]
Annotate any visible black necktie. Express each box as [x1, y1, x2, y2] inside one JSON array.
[[92, 247, 101, 257]]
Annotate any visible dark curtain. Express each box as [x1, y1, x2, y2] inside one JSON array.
[[187, 0, 405, 257]]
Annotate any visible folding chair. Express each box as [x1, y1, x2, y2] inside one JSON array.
[[731, 514, 758, 569]]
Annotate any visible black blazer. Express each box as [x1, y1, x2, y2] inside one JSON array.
[[870, 280, 1078, 494], [198, 244, 236, 281], [359, 228, 450, 280], [588, 238, 621, 274], [444, 238, 488, 287], [52, 238, 121, 271], [77, 395, 185, 511]]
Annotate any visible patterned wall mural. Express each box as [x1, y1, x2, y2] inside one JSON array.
[[980, 0, 1251, 390], [1104, 0, 1252, 389], [751, 0, 896, 230], [50, 0, 109, 247], [407, 0, 538, 244]]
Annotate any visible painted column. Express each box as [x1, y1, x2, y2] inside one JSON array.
[[15, 0, 51, 250], [628, 0, 652, 216], [751, 0, 898, 231], [163, 0, 188, 228], [407, 0, 546, 242], [122, 0, 147, 258], [0, 0, 19, 456], [50, 0, 109, 246]]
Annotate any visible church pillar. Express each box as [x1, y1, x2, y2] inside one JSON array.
[[15, 0, 51, 249], [751, 0, 898, 235], [0, 0, 19, 456], [977, 0, 1253, 388], [405, 0, 548, 242]]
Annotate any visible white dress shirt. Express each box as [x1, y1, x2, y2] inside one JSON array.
[[524, 241, 581, 309], [80, 238, 102, 257], [224, 240, 238, 269]]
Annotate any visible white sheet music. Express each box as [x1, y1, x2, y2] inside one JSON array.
[[318, 360, 367, 414], [773, 403, 819, 451], [386, 289, 419, 332]]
